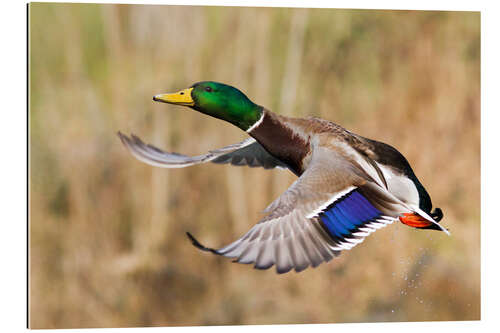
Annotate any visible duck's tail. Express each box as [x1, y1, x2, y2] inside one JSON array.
[[430, 207, 443, 222]]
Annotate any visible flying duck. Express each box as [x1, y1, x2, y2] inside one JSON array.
[[118, 81, 448, 274]]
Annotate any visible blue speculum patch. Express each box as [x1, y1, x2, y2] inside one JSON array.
[[319, 190, 382, 238]]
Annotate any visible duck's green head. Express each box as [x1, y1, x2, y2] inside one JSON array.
[[153, 81, 263, 131]]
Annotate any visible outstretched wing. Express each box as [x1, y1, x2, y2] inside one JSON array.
[[188, 148, 403, 274], [117, 132, 289, 170], [211, 140, 288, 169]]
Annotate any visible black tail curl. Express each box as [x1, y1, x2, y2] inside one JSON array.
[[430, 207, 443, 222]]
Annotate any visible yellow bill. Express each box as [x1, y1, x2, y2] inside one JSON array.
[[153, 88, 194, 106]]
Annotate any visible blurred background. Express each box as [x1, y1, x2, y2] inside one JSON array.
[[29, 3, 480, 329]]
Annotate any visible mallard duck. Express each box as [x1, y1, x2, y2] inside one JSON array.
[[118, 81, 448, 274]]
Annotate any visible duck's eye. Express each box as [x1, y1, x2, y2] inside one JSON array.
[[180, 92, 184, 95], [205, 86, 212, 92]]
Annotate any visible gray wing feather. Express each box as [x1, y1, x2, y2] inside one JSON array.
[[191, 149, 405, 273], [211, 142, 289, 169], [118, 132, 289, 170]]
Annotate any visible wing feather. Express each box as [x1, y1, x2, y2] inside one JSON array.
[[157, 141, 445, 273], [118, 132, 289, 170], [186, 149, 406, 273]]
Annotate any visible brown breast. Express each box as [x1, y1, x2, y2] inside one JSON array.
[[248, 110, 311, 175]]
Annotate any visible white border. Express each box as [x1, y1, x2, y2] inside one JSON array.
[[4, 1, 498, 333], [246, 111, 265, 133]]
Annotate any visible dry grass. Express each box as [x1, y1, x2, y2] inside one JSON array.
[[29, 3, 480, 328]]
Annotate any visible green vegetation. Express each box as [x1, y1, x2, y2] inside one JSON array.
[[29, 3, 480, 328]]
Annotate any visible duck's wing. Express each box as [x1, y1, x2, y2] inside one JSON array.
[[211, 140, 289, 169], [187, 148, 410, 274], [117, 132, 289, 170]]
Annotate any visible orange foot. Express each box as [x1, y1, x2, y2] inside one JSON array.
[[399, 213, 434, 228]]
